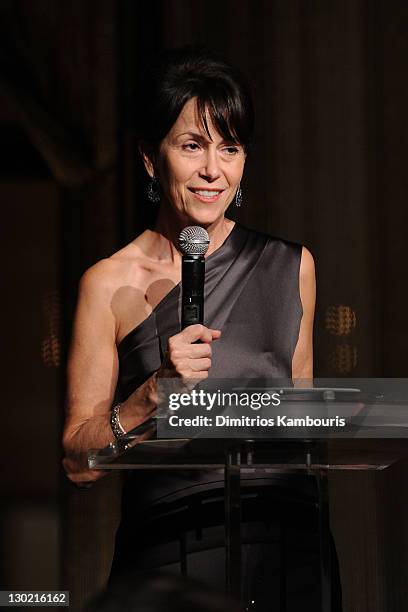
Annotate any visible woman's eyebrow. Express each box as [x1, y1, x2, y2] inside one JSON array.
[[176, 131, 212, 142]]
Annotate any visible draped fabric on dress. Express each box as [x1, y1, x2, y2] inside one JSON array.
[[117, 222, 302, 399], [110, 224, 341, 611]]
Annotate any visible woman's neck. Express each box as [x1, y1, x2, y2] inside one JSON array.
[[153, 208, 235, 261]]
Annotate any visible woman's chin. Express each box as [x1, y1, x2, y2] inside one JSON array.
[[182, 206, 227, 227]]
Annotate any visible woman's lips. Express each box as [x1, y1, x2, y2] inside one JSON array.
[[188, 188, 224, 203]]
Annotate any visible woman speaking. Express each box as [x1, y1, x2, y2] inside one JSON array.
[[63, 48, 338, 610]]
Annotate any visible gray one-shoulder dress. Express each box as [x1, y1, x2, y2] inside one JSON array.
[[110, 223, 341, 611]]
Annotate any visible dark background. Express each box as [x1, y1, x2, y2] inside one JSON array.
[[0, 1, 407, 610]]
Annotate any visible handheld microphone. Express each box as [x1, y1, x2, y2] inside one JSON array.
[[178, 226, 210, 330]]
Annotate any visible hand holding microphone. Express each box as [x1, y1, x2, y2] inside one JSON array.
[[157, 226, 221, 382], [158, 324, 221, 381]]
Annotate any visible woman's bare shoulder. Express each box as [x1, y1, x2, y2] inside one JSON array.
[[79, 233, 150, 295]]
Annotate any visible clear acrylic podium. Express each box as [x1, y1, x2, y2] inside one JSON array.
[[89, 428, 407, 612]]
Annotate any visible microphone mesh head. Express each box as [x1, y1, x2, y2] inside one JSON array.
[[178, 226, 210, 256]]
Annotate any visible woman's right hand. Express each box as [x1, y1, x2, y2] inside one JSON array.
[[157, 324, 221, 381]]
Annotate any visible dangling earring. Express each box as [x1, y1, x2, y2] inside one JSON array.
[[147, 176, 161, 203], [235, 183, 243, 207]]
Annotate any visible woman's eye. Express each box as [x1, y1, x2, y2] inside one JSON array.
[[222, 146, 240, 155], [182, 142, 201, 152]]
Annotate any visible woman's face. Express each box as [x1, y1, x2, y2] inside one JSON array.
[[150, 97, 246, 226]]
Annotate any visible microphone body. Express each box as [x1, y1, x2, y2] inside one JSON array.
[[181, 254, 205, 329], [178, 226, 210, 331]]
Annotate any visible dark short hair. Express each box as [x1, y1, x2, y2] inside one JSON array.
[[137, 46, 254, 157]]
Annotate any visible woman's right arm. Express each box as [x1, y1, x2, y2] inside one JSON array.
[[62, 262, 158, 485], [62, 261, 220, 486]]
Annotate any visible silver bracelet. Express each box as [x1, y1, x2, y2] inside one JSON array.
[[110, 403, 127, 442]]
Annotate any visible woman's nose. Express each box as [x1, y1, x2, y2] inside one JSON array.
[[199, 148, 221, 181]]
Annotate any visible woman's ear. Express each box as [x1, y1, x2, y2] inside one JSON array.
[[139, 143, 155, 178]]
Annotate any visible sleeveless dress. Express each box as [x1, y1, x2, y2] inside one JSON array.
[[110, 223, 341, 611]]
